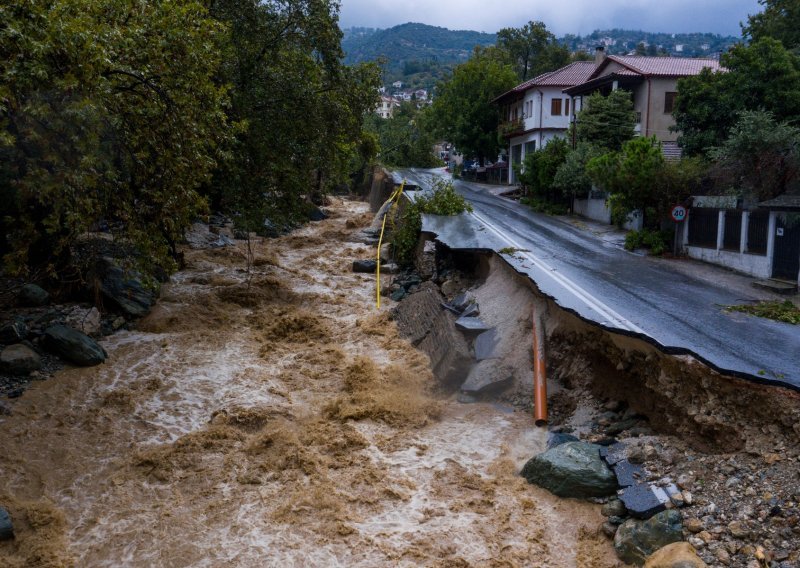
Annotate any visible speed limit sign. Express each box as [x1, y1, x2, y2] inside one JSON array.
[[671, 205, 687, 222]]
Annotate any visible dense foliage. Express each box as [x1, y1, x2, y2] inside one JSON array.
[[497, 21, 570, 81], [576, 91, 637, 151], [673, 38, 800, 156], [743, 0, 800, 49], [364, 103, 440, 168], [428, 47, 517, 164], [708, 111, 800, 201], [587, 137, 665, 227], [0, 0, 381, 279], [515, 138, 570, 203], [1, 0, 230, 277]]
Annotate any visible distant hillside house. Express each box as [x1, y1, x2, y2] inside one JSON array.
[[392, 80, 403, 89], [564, 48, 724, 157], [376, 95, 399, 119], [493, 61, 597, 184]]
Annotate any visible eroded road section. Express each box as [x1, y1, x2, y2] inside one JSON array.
[[399, 168, 799, 389]]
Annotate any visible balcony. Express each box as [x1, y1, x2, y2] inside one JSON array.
[[498, 117, 524, 138]]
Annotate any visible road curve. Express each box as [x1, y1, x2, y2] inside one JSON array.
[[397, 168, 800, 390]]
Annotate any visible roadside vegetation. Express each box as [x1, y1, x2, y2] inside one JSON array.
[[726, 300, 800, 325], [391, 180, 472, 265]]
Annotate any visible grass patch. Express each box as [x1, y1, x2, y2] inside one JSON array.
[[519, 197, 568, 216], [726, 300, 800, 324]]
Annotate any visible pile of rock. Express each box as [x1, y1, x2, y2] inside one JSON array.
[[1, 259, 158, 398]]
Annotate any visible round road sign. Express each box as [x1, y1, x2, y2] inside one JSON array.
[[671, 205, 687, 222]]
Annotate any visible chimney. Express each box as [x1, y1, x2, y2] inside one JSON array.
[[595, 46, 606, 65]]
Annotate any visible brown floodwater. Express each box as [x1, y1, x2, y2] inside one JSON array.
[[0, 199, 618, 567]]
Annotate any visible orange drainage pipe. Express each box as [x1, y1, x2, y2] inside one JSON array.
[[532, 305, 548, 427]]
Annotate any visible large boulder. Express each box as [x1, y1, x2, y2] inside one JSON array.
[[614, 510, 684, 566], [64, 306, 102, 337], [644, 542, 707, 568], [43, 325, 107, 366], [97, 259, 156, 318], [18, 284, 49, 307], [0, 320, 28, 344], [0, 344, 41, 375], [521, 441, 618, 498]]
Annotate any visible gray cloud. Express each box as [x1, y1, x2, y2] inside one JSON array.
[[338, 0, 760, 36]]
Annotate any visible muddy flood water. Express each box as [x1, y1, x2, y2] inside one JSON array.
[[0, 199, 618, 567]]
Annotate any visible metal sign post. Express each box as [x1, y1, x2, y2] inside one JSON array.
[[671, 205, 687, 256]]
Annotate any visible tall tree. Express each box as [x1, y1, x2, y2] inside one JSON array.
[[496, 21, 570, 81], [206, 0, 381, 233], [428, 47, 517, 164], [587, 137, 665, 227], [673, 38, 800, 155], [708, 110, 800, 200], [743, 0, 800, 50], [575, 90, 637, 151], [1, 0, 230, 277]]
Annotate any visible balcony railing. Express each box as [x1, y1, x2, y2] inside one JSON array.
[[498, 117, 524, 138]]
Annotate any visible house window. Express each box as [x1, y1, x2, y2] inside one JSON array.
[[524, 141, 536, 156], [664, 92, 677, 113], [550, 98, 562, 116], [564, 98, 570, 116]]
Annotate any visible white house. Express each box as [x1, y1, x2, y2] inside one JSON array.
[[391, 80, 403, 89], [493, 61, 597, 184], [376, 95, 399, 119]]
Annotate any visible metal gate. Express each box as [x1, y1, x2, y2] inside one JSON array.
[[772, 215, 800, 280]]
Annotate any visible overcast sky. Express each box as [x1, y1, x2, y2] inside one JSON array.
[[338, 0, 761, 37]]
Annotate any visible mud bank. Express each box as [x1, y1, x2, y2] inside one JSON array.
[[423, 251, 800, 454], [0, 199, 618, 567]]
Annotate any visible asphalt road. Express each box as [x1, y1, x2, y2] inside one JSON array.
[[396, 168, 800, 390]]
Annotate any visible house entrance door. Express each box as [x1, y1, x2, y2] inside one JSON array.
[[772, 215, 800, 280]]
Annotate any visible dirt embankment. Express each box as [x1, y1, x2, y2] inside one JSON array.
[[0, 199, 617, 567]]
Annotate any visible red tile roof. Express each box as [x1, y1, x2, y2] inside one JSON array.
[[590, 55, 724, 80], [495, 62, 597, 101]]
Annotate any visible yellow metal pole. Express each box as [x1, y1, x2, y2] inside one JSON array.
[[376, 181, 405, 309]]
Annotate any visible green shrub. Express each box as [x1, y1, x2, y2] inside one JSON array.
[[624, 228, 672, 255], [391, 179, 472, 265]]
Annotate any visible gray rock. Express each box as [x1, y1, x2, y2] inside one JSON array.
[[0, 506, 12, 541], [613, 510, 683, 566], [602, 521, 618, 539], [390, 288, 407, 302], [460, 360, 513, 394], [547, 432, 580, 449], [0, 320, 28, 344], [97, 259, 156, 318], [602, 498, 628, 518], [614, 459, 646, 488], [381, 263, 400, 274], [521, 441, 618, 499], [353, 259, 378, 273], [454, 316, 491, 333], [600, 442, 628, 466], [18, 284, 49, 307], [43, 325, 107, 366], [451, 293, 470, 312], [474, 329, 499, 361], [606, 417, 641, 436], [619, 482, 670, 519], [0, 344, 42, 375], [461, 303, 480, 318], [64, 306, 102, 337]]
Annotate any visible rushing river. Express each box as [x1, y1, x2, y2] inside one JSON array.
[[0, 199, 616, 567]]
